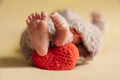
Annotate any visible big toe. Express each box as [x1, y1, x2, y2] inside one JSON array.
[[41, 11, 48, 21]]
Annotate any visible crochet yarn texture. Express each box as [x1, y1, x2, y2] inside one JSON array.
[[20, 9, 103, 65], [32, 43, 79, 70]]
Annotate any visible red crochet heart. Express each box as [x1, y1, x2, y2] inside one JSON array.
[[32, 43, 79, 70]]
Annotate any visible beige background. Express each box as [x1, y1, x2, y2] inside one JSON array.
[[0, 0, 120, 80]]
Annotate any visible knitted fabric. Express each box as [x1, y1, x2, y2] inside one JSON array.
[[20, 9, 103, 64], [58, 9, 102, 53], [70, 29, 83, 38], [32, 43, 79, 70], [58, 9, 103, 63]]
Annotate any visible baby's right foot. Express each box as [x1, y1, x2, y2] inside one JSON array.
[[26, 12, 50, 56], [50, 12, 73, 46]]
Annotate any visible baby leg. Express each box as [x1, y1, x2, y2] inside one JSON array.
[[50, 12, 73, 46], [26, 12, 50, 56]]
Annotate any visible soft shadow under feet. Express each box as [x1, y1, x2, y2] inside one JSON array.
[[0, 0, 3, 6], [0, 57, 31, 68]]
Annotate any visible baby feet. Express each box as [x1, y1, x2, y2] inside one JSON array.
[[26, 12, 50, 56], [26, 11, 73, 56], [50, 12, 73, 46]]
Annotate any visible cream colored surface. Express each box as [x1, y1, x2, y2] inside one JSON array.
[[0, 0, 120, 80]]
